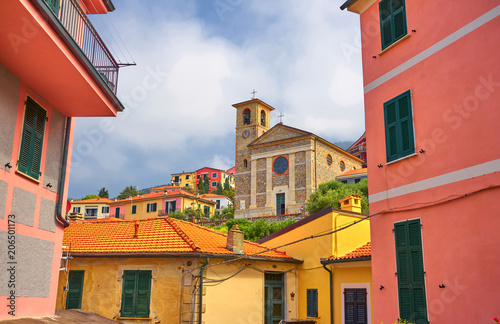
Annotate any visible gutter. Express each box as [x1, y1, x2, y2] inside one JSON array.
[[198, 258, 209, 324], [56, 117, 71, 228], [322, 263, 333, 324], [340, 0, 358, 10]]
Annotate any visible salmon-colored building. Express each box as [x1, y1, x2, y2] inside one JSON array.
[[0, 0, 126, 318], [341, 0, 500, 323]]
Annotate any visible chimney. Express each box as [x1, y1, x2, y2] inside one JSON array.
[[134, 221, 139, 238], [226, 225, 244, 255], [338, 195, 362, 213]]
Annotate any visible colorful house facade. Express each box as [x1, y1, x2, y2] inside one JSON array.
[[200, 193, 232, 213], [56, 217, 301, 323], [0, 0, 126, 318], [257, 196, 371, 323], [108, 189, 217, 220], [69, 198, 113, 219], [195, 166, 235, 192], [341, 0, 500, 323], [170, 171, 196, 189], [347, 132, 367, 168]]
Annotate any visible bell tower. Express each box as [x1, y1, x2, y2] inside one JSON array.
[[233, 98, 275, 217]]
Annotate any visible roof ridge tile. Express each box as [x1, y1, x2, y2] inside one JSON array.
[[163, 217, 200, 251]]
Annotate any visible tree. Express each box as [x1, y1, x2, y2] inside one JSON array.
[[203, 176, 210, 194], [98, 187, 109, 198], [117, 185, 139, 200], [81, 194, 98, 200], [223, 177, 230, 191], [197, 179, 205, 195], [183, 186, 195, 194], [305, 179, 369, 215]]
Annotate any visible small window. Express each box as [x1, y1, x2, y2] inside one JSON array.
[[355, 178, 361, 184], [243, 108, 251, 125], [344, 288, 367, 324], [204, 206, 210, 217], [121, 270, 152, 318], [174, 176, 179, 182], [197, 175, 200, 179], [85, 208, 98, 217], [102, 206, 109, 214], [18, 97, 46, 180], [211, 181, 217, 187], [243, 159, 248, 168], [260, 110, 266, 126], [185, 183, 189, 187], [342, 180, 348, 184], [115, 207, 121, 218], [326, 154, 333, 166], [306, 289, 318, 318], [216, 200, 221, 209], [146, 203, 157, 213], [339, 161, 346, 172], [384, 90, 414, 162], [212, 172, 217, 178], [379, 0, 407, 50], [185, 175, 190, 180], [73, 207, 81, 213], [132, 205, 137, 214]]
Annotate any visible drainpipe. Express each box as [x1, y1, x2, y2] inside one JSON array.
[[56, 117, 71, 228], [322, 263, 333, 324], [198, 257, 209, 324]]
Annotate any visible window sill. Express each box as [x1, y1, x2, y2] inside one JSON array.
[[117, 317, 152, 320], [15, 170, 41, 184], [378, 33, 411, 56], [385, 152, 418, 166]]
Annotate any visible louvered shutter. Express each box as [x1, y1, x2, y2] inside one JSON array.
[[18, 98, 46, 180], [306, 289, 318, 317], [394, 220, 428, 324], [345, 289, 355, 324], [392, 0, 407, 41], [66, 271, 84, 309], [121, 271, 137, 317], [379, 0, 393, 49], [135, 271, 151, 318], [356, 289, 367, 324], [380, 0, 407, 50], [384, 90, 414, 162]]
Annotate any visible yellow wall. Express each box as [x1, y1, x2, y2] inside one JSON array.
[[71, 202, 110, 218], [262, 210, 370, 323], [330, 263, 373, 324], [57, 257, 299, 324], [203, 259, 298, 324]]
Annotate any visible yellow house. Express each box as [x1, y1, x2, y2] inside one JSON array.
[[69, 198, 113, 219], [171, 171, 196, 189], [56, 217, 301, 323], [257, 195, 371, 323], [108, 188, 217, 220]]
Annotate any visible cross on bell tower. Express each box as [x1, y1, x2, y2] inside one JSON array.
[[251, 89, 257, 99]]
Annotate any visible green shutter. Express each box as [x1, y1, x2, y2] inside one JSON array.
[[66, 271, 84, 309], [380, 0, 407, 50], [132, 205, 137, 214], [121, 270, 151, 318], [172, 200, 176, 212], [394, 220, 428, 324], [18, 98, 46, 180], [384, 90, 414, 162]]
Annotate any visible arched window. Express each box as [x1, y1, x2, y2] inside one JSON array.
[[260, 110, 266, 126], [243, 159, 248, 168], [243, 109, 251, 125]]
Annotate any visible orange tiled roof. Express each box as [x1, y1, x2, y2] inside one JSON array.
[[63, 217, 294, 260], [71, 198, 114, 204], [328, 242, 371, 261], [337, 167, 367, 177], [201, 194, 227, 198]]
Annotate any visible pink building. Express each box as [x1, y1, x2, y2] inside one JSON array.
[[195, 167, 234, 192], [0, 0, 126, 318], [341, 0, 500, 323], [347, 132, 367, 168]]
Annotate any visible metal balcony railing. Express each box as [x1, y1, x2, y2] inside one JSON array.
[[349, 143, 366, 154], [43, 0, 119, 93]]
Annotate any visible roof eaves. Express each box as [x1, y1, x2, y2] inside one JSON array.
[[340, 0, 359, 10], [321, 256, 371, 264]]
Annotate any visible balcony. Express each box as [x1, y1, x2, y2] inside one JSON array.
[[348, 143, 366, 154], [0, 0, 125, 116], [43, 0, 119, 94]]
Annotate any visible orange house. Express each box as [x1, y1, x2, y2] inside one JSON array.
[[0, 0, 127, 318], [341, 0, 500, 323]]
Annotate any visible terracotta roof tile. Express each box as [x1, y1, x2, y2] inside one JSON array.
[[71, 198, 114, 204], [63, 217, 293, 260], [337, 168, 367, 177], [328, 242, 371, 261]]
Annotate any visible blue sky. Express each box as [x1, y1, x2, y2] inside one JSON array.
[[68, 0, 365, 199]]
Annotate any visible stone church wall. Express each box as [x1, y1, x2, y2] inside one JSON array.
[[315, 140, 363, 185]]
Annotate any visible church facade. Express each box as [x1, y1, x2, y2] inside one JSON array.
[[233, 99, 363, 219]]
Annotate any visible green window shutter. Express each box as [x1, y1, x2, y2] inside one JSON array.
[[394, 220, 428, 324], [18, 98, 46, 180], [306, 289, 318, 317], [380, 0, 407, 50], [172, 200, 176, 212], [66, 270, 84, 309], [135, 271, 152, 318], [132, 205, 137, 214], [121, 271, 137, 317], [384, 90, 414, 162]]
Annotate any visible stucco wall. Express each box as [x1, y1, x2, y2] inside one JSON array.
[[0, 63, 20, 165]]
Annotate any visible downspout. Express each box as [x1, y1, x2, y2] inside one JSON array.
[[314, 138, 318, 190], [56, 117, 71, 228], [322, 263, 333, 324], [198, 257, 209, 324]]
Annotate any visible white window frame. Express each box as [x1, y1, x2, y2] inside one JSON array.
[[212, 172, 217, 178]]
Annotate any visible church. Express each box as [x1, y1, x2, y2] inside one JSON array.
[[233, 98, 364, 219]]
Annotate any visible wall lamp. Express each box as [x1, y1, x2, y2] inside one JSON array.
[[290, 292, 295, 301]]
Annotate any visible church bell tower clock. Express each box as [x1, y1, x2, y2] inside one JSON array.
[[233, 98, 275, 215]]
